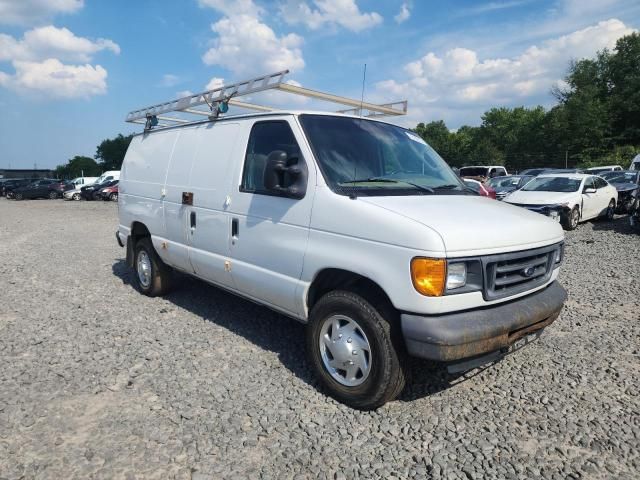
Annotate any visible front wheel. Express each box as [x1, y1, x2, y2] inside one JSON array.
[[14, 192, 23, 200], [72, 193, 81, 201], [133, 238, 173, 297], [604, 199, 615, 220], [48, 191, 58, 199], [109, 192, 118, 202], [306, 290, 407, 410], [562, 206, 580, 230]]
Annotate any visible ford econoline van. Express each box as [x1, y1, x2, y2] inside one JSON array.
[[116, 111, 567, 409]]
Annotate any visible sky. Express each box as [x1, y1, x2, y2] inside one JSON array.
[[0, 0, 638, 169]]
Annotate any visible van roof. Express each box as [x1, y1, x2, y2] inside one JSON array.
[[131, 110, 406, 138]]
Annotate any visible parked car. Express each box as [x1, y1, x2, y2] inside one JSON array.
[[63, 188, 83, 201], [463, 178, 497, 198], [81, 179, 118, 200], [2, 178, 32, 197], [9, 179, 63, 200], [630, 154, 640, 171], [116, 111, 567, 409], [600, 171, 640, 213], [585, 165, 623, 175], [486, 175, 534, 200], [519, 168, 552, 177], [504, 173, 618, 230], [51, 180, 75, 197], [100, 184, 119, 201], [459, 165, 508, 182]]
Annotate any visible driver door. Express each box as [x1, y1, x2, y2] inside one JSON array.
[[581, 176, 598, 219]]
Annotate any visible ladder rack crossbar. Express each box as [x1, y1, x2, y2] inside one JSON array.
[[125, 70, 408, 128]]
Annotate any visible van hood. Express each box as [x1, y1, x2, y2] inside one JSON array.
[[504, 190, 577, 206], [359, 194, 563, 255]]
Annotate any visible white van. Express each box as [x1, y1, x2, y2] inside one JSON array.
[[630, 154, 640, 171], [70, 176, 98, 188], [116, 111, 567, 408], [95, 171, 120, 184]]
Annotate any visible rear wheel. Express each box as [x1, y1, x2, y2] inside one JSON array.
[[14, 192, 23, 200], [109, 192, 118, 202], [133, 238, 172, 297], [306, 290, 407, 410], [72, 193, 81, 201], [48, 191, 58, 199], [562, 206, 580, 230]]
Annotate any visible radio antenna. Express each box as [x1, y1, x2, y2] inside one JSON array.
[[359, 63, 367, 117]]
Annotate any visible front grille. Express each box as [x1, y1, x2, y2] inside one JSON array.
[[483, 244, 560, 300]]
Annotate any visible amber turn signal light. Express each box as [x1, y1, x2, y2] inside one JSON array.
[[411, 257, 446, 297]]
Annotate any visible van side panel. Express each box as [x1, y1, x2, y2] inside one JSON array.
[[187, 122, 241, 288], [161, 126, 202, 271], [120, 131, 177, 239]]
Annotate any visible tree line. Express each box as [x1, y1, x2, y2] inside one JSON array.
[[54, 133, 133, 179], [413, 32, 640, 172]]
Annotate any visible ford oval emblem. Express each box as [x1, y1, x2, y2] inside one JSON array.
[[522, 266, 535, 277]]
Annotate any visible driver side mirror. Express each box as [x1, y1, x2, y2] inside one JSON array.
[[264, 150, 307, 199], [584, 187, 596, 194]]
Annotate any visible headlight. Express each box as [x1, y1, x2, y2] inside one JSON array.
[[554, 244, 564, 264], [446, 262, 467, 290], [411, 258, 446, 296], [548, 210, 561, 222]]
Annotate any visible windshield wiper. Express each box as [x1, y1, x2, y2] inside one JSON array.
[[433, 184, 462, 190], [340, 177, 434, 194]]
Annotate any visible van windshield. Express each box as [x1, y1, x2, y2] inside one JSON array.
[[298, 115, 466, 196]]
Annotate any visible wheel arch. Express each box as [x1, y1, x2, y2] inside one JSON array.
[[126, 221, 151, 267], [307, 268, 396, 316]]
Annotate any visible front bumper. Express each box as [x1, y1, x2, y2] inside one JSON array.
[[401, 281, 567, 361]]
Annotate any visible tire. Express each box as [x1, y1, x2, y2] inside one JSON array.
[[14, 192, 23, 200], [109, 192, 118, 202], [72, 193, 81, 201], [562, 206, 580, 230], [604, 199, 615, 220], [48, 191, 58, 199], [133, 237, 173, 297], [306, 290, 407, 410]]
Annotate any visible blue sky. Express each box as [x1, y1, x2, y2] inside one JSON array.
[[0, 0, 638, 169]]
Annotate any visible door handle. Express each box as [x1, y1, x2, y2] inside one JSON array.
[[190, 211, 196, 232], [231, 218, 239, 241]]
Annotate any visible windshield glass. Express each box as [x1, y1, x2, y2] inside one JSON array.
[[299, 115, 464, 196], [521, 177, 582, 192], [459, 167, 489, 177], [602, 172, 638, 183], [487, 176, 521, 188]]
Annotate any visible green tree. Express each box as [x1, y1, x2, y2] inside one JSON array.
[[95, 133, 134, 170], [54, 155, 101, 179]]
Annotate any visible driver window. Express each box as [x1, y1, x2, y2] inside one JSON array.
[[241, 121, 302, 195], [583, 177, 595, 192], [595, 177, 607, 189]]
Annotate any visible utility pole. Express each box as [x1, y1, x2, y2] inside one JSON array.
[[565, 150, 568, 169]]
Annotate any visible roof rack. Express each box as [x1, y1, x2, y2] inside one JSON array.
[[125, 70, 408, 131]]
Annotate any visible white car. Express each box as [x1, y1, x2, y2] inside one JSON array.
[[504, 173, 618, 230], [116, 109, 567, 409]]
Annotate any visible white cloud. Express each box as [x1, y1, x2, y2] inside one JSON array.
[[0, 58, 107, 98], [202, 14, 304, 76], [0, 0, 83, 26], [394, 3, 411, 24], [280, 0, 382, 32], [0, 25, 119, 98], [159, 73, 180, 87], [205, 76, 225, 90], [0, 26, 120, 63], [176, 89, 194, 98], [197, 0, 261, 16], [375, 19, 636, 128]]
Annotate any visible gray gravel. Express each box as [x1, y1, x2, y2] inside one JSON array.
[[0, 198, 638, 480]]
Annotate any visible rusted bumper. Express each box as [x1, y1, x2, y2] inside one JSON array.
[[401, 281, 567, 361]]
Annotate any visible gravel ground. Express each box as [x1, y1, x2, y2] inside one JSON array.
[[0, 198, 638, 480]]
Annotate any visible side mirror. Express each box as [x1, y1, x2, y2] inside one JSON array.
[[264, 150, 307, 199], [584, 187, 596, 194]]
